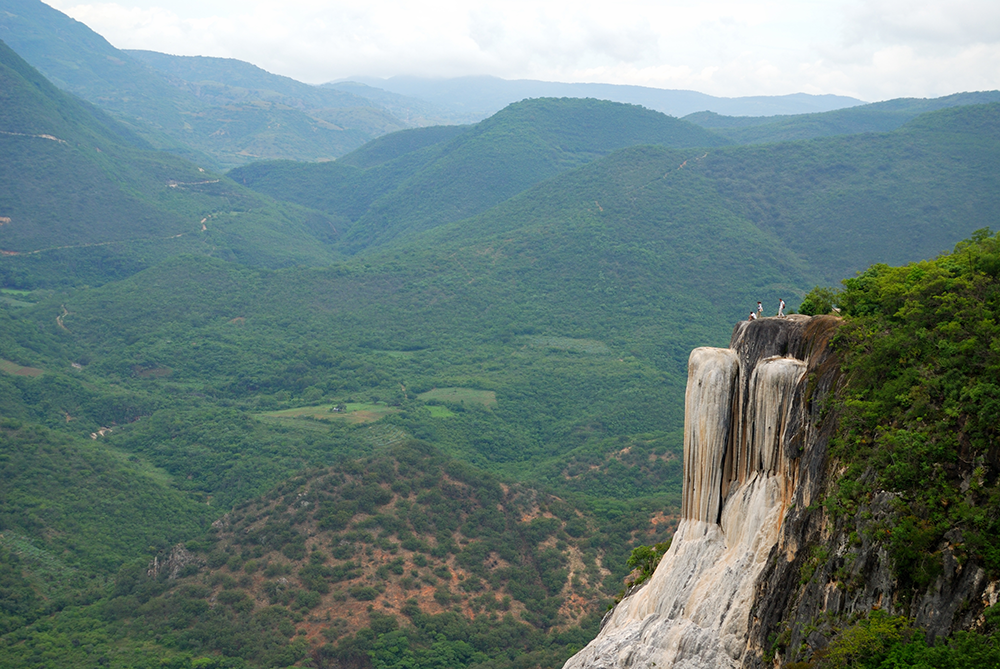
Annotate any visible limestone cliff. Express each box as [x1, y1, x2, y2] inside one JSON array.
[[563, 314, 996, 668]]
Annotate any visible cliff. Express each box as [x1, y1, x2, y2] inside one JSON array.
[[564, 313, 998, 668]]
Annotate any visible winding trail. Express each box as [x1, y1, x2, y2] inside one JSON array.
[[56, 305, 69, 331], [0, 130, 67, 144]]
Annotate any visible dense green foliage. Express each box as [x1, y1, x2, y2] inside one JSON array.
[[798, 287, 839, 316], [796, 609, 1000, 668], [831, 230, 1000, 589]]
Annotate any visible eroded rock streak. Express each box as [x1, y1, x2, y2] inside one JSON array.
[[564, 315, 822, 669]]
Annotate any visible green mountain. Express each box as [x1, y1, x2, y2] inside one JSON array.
[[683, 90, 1000, 144], [234, 98, 1000, 288], [231, 97, 730, 252], [227, 124, 473, 231], [0, 0, 410, 167], [0, 437, 669, 668], [370, 101, 1000, 287], [0, 38, 341, 287], [126, 50, 380, 111], [4, 13, 1000, 664]]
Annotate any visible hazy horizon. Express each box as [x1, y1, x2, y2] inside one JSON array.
[[45, 0, 1000, 103]]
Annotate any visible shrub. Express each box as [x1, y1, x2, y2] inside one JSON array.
[[348, 585, 379, 601], [798, 286, 838, 316]]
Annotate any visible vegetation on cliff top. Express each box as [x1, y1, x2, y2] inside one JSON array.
[[762, 230, 1000, 667], [831, 228, 1000, 589]]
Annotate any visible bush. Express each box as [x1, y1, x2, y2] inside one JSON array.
[[624, 540, 671, 587], [798, 286, 838, 316], [348, 585, 379, 601]]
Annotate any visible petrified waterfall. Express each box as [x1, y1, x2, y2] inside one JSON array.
[[565, 315, 832, 669]]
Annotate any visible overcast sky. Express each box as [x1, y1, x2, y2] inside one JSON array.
[[48, 0, 1000, 102]]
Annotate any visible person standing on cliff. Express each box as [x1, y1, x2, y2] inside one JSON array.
[[757, 301, 763, 317], [777, 298, 786, 317]]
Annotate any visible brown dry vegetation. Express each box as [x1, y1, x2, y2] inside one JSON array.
[[152, 441, 624, 655]]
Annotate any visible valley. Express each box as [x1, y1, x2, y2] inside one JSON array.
[[2, 3, 1000, 667]]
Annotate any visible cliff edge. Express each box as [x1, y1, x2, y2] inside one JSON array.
[[564, 313, 997, 668]]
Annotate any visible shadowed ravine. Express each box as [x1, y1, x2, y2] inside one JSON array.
[[564, 315, 841, 669]]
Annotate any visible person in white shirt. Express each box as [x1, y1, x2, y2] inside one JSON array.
[[777, 299, 786, 317]]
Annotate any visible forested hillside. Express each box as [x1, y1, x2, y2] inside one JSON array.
[[0, 0, 411, 166], [412, 102, 1000, 285], [0, 39, 342, 287], [231, 97, 729, 252], [233, 99, 1000, 284], [3, 8, 1000, 665], [738, 229, 1000, 667]]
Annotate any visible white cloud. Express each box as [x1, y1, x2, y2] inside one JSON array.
[[46, 0, 1000, 100]]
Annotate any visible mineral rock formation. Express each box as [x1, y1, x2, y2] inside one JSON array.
[[564, 315, 837, 669]]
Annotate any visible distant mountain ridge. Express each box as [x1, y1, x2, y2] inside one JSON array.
[[0, 0, 412, 167], [1, 0, 871, 170], [329, 74, 866, 123], [684, 90, 1000, 143], [231, 96, 1000, 287], [127, 49, 454, 128]]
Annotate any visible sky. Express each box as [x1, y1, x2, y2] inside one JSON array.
[[47, 0, 1000, 102]]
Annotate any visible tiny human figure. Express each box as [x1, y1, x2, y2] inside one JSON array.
[[749, 312, 757, 321], [757, 301, 763, 316], [777, 299, 786, 317]]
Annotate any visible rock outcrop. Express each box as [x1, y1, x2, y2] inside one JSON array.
[[147, 543, 204, 580], [564, 313, 997, 668], [564, 315, 832, 668]]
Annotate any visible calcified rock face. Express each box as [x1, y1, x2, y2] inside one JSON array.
[[565, 315, 836, 669]]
